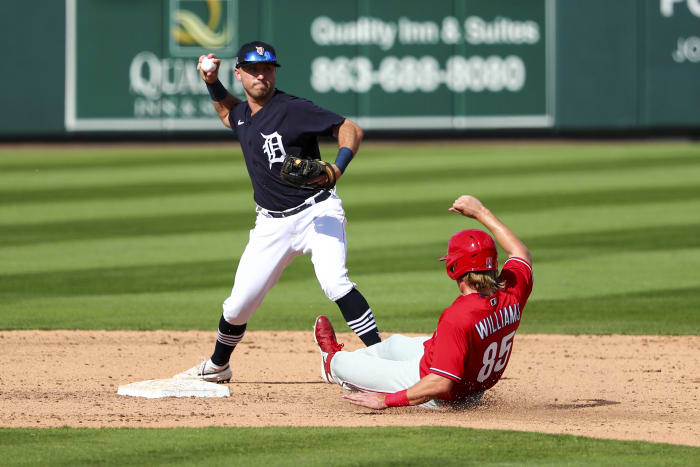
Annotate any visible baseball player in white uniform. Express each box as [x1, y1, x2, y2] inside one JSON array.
[[175, 41, 382, 382]]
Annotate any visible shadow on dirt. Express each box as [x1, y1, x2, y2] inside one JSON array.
[[544, 399, 621, 409]]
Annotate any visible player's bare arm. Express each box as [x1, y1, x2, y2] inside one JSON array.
[[343, 373, 454, 410], [326, 119, 364, 180], [449, 195, 531, 265], [198, 54, 242, 129], [333, 119, 363, 154]]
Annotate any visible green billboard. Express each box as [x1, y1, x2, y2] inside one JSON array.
[[65, 0, 241, 131], [64, 0, 553, 131], [271, 0, 553, 129], [643, 0, 700, 126]]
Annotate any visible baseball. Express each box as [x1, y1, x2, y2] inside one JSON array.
[[201, 57, 216, 72]]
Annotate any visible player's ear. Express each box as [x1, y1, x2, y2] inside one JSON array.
[[234, 68, 242, 82]]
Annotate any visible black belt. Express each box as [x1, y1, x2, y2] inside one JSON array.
[[262, 191, 331, 218]]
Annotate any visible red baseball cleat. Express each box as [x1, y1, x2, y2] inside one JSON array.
[[313, 315, 344, 383]]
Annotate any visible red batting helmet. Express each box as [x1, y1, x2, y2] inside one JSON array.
[[440, 229, 498, 280]]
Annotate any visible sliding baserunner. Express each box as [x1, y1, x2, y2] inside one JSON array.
[[313, 194, 532, 409]]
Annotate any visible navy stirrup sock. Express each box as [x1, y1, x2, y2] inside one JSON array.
[[211, 315, 246, 366], [335, 288, 381, 346]]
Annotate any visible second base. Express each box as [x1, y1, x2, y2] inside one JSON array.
[[117, 378, 230, 398]]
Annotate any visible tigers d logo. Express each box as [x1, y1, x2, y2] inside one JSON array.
[[168, 0, 237, 57]]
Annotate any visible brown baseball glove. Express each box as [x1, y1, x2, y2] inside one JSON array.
[[280, 155, 337, 189]]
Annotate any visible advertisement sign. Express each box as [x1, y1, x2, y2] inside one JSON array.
[[644, 0, 700, 125], [277, 0, 554, 129], [65, 0, 554, 131], [65, 0, 241, 131]]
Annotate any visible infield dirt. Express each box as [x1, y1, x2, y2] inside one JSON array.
[[0, 330, 697, 446]]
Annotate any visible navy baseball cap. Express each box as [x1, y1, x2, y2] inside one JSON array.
[[235, 41, 281, 68]]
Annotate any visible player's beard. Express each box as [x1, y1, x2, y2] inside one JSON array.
[[245, 81, 273, 101]]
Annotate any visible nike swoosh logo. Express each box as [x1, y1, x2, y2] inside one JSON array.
[[237, 120, 244, 125]]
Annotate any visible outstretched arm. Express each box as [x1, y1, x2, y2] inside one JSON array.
[[342, 373, 453, 410], [449, 195, 531, 265], [198, 54, 242, 129]]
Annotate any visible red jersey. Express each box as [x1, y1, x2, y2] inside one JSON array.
[[419, 257, 533, 402]]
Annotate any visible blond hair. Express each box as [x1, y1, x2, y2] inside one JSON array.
[[460, 270, 505, 296]]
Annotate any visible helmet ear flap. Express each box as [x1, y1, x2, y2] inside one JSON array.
[[446, 260, 458, 280]]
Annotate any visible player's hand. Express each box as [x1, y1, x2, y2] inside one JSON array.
[[449, 195, 487, 219], [198, 53, 221, 83], [308, 163, 342, 186], [342, 391, 388, 410]]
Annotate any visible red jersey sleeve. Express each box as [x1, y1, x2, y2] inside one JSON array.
[[427, 311, 469, 382], [499, 257, 533, 304]]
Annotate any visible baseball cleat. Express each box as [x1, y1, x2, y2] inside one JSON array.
[[173, 359, 232, 383], [313, 315, 344, 384]]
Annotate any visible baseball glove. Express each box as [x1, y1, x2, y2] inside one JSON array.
[[280, 155, 337, 189]]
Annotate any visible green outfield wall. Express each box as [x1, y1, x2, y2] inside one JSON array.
[[1, 0, 698, 136]]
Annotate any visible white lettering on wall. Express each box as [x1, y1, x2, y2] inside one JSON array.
[[310, 15, 541, 49], [672, 36, 700, 62], [311, 55, 526, 94], [129, 51, 242, 118], [129, 51, 242, 99], [661, 0, 700, 17], [441, 17, 462, 44], [310, 16, 398, 51], [465, 16, 540, 45], [398, 17, 439, 44]]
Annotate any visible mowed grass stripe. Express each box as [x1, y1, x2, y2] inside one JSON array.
[[3, 250, 700, 333], [0, 147, 235, 172], [6, 198, 698, 277], [524, 285, 700, 334], [1, 141, 695, 172], [355, 150, 700, 184], [0, 259, 233, 300], [0, 211, 250, 246], [2, 222, 699, 301], [525, 222, 700, 260], [350, 144, 700, 179], [4, 274, 700, 333], [1, 426, 697, 467], [0, 180, 247, 205], [2, 147, 698, 197], [3, 184, 699, 246], [0, 160, 247, 192], [4, 163, 698, 226]]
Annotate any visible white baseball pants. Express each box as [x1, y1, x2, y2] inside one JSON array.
[[222, 193, 355, 324], [329, 334, 439, 409]]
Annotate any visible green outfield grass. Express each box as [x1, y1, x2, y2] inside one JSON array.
[[1, 426, 697, 466], [1, 141, 699, 334], [1, 141, 698, 463]]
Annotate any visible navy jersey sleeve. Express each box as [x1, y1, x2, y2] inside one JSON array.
[[287, 97, 345, 136]]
